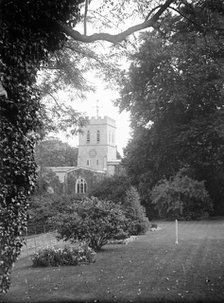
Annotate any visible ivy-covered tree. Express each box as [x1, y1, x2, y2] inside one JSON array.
[[0, 0, 85, 293], [118, 1, 224, 216]]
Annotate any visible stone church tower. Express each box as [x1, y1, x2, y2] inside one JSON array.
[[47, 115, 122, 195], [77, 116, 118, 173]]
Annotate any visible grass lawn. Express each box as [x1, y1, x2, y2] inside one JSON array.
[[1, 219, 224, 303]]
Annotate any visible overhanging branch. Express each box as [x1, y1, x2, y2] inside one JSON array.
[[84, 0, 88, 35], [58, 0, 175, 44]]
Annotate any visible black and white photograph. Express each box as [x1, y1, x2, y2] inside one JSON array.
[[0, 1, 224, 302]]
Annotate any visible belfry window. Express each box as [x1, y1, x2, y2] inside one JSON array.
[[87, 130, 90, 143], [76, 177, 87, 194], [97, 130, 100, 143]]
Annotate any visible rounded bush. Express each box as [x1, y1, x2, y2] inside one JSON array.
[[51, 197, 130, 251]]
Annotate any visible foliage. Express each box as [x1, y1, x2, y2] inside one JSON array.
[[35, 138, 78, 167], [34, 168, 62, 196], [38, 101, 89, 138], [89, 176, 131, 203], [36, 0, 175, 137], [151, 169, 213, 220], [0, 0, 84, 293], [89, 176, 150, 233], [27, 170, 66, 234], [27, 195, 55, 234], [0, 121, 37, 293], [52, 197, 130, 251], [118, 1, 224, 215], [38, 39, 122, 97], [50, 193, 84, 214], [27, 193, 83, 235], [32, 244, 95, 267], [123, 187, 149, 235]]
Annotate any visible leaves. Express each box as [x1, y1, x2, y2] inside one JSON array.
[[117, 0, 224, 216], [35, 138, 78, 167], [151, 168, 213, 220], [52, 197, 131, 251], [89, 176, 131, 203], [0, 0, 85, 293]]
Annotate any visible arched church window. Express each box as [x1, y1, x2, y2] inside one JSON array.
[[87, 130, 90, 143], [76, 177, 87, 194], [97, 130, 100, 143]]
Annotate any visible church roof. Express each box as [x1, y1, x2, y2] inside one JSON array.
[[47, 166, 76, 173], [46, 166, 106, 174], [107, 159, 121, 165]]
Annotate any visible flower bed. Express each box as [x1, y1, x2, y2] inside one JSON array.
[[32, 244, 95, 267], [108, 235, 139, 245]]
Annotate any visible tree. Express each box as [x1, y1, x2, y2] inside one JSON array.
[[89, 175, 131, 203], [0, 0, 85, 293], [151, 168, 213, 220], [56, 0, 175, 43], [118, 1, 224, 215], [35, 0, 177, 137], [27, 192, 82, 235], [35, 138, 78, 167], [123, 186, 149, 234]]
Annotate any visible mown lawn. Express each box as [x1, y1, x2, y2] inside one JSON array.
[[2, 219, 224, 303]]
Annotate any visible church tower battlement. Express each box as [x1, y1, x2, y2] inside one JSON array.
[[77, 115, 117, 172]]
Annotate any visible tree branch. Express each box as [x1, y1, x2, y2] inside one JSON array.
[[144, 5, 162, 22], [57, 0, 175, 44], [169, 6, 203, 30], [84, 0, 88, 35]]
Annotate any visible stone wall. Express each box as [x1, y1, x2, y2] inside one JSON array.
[[65, 168, 106, 195]]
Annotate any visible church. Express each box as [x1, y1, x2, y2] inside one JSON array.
[[47, 115, 122, 195]]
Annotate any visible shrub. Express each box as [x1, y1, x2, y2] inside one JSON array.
[[34, 168, 63, 196], [89, 176, 131, 204], [151, 169, 213, 220], [123, 187, 150, 235], [32, 244, 95, 267], [27, 193, 83, 235], [51, 197, 130, 251]]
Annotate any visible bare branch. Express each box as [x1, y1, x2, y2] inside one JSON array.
[[57, 0, 175, 44], [84, 0, 88, 35], [144, 5, 162, 22], [169, 6, 203, 30], [44, 92, 71, 115]]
